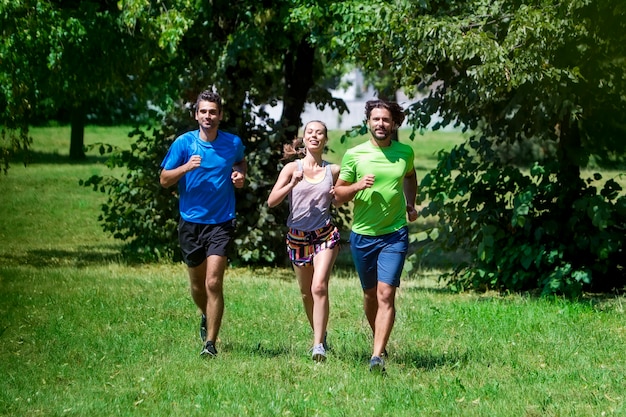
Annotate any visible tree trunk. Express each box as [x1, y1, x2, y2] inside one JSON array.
[[69, 105, 86, 160], [280, 38, 316, 142], [556, 116, 583, 209]]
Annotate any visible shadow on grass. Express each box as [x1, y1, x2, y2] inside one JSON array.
[[223, 340, 293, 358], [1, 245, 124, 268], [335, 347, 469, 371], [400, 284, 456, 295], [399, 350, 470, 371]]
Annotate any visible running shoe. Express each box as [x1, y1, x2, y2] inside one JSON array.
[[200, 340, 217, 358], [311, 343, 327, 362], [369, 356, 385, 374]]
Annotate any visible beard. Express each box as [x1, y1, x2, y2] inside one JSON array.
[[369, 126, 392, 141]]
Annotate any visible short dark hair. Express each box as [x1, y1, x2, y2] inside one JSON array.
[[365, 99, 405, 126], [195, 90, 222, 113]]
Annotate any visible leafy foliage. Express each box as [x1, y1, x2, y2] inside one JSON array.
[[298, 0, 626, 294], [0, 0, 180, 164], [81, 121, 181, 262], [11, 0, 626, 294], [81, 0, 351, 264], [420, 137, 626, 296], [382, 0, 626, 295]]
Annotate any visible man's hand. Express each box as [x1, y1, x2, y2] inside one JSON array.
[[185, 155, 202, 172], [231, 170, 245, 188], [357, 174, 375, 191], [406, 205, 418, 222]]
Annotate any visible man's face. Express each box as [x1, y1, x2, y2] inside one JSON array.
[[368, 108, 395, 141], [195, 101, 222, 129]]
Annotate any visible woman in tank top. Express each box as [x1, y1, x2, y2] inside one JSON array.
[[267, 120, 341, 362]]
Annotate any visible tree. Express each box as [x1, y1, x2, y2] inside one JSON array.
[[0, 0, 179, 164], [331, 0, 626, 295], [83, 0, 351, 264], [289, 0, 626, 294]]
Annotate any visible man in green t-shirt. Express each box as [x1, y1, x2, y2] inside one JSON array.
[[335, 99, 418, 374]]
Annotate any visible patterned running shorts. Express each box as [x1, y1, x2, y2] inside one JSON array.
[[286, 223, 340, 267]]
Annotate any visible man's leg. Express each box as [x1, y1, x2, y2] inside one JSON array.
[[204, 254, 228, 343], [370, 227, 406, 361], [363, 287, 378, 334], [351, 232, 378, 335], [372, 282, 396, 358], [188, 260, 208, 317]]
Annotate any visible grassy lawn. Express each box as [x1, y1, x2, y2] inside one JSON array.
[[0, 126, 625, 416]]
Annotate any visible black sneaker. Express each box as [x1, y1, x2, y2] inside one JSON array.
[[200, 340, 217, 358], [199, 314, 207, 342]]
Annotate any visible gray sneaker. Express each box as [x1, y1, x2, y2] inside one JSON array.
[[200, 340, 217, 358], [311, 343, 327, 362], [369, 356, 385, 374]]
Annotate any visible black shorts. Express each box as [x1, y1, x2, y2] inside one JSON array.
[[178, 218, 236, 267]]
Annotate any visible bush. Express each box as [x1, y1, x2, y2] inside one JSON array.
[[81, 111, 187, 262], [418, 135, 626, 296]]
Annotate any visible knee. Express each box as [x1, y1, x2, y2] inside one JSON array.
[[300, 289, 312, 302], [190, 282, 205, 294], [377, 293, 395, 309], [205, 276, 223, 294], [311, 281, 328, 298], [363, 287, 377, 304], [377, 287, 396, 308]]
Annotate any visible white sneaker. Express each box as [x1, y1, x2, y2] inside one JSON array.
[[311, 343, 326, 362]]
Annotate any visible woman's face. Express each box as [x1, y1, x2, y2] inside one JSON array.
[[303, 121, 327, 151]]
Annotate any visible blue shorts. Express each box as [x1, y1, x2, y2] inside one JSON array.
[[350, 227, 409, 289]]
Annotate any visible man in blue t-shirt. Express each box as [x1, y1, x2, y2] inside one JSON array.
[[160, 90, 246, 358]]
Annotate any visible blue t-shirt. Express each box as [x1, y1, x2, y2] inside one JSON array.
[[161, 129, 245, 224]]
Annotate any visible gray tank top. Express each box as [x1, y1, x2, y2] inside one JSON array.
[[287, 159, 334, 231]]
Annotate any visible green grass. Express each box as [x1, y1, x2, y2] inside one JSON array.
[[1, 126, 625, 416]]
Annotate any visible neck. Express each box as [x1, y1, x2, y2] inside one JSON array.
[[302, 152, 324, 167], [199, 126, 218, 141], [370, 136, 392, 147]]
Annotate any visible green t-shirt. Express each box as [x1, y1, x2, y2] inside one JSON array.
[[339, 140, 415, 236]]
